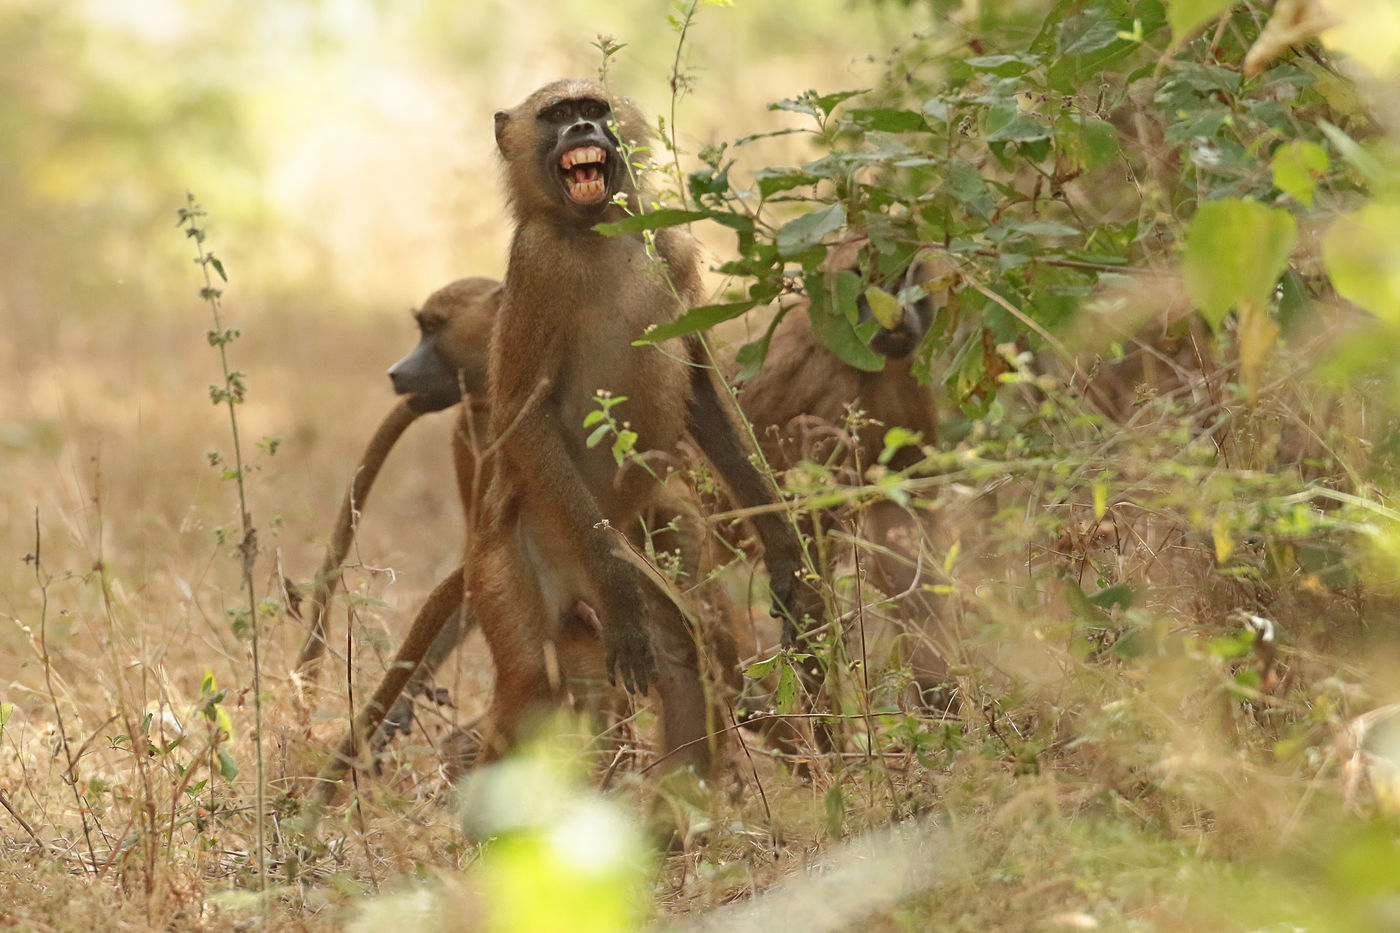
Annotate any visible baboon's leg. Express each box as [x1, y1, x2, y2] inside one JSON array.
[[296, 398, 421, 680], [647, 599, 712, 775], [466, 531, 557, 772], [309, 565, 464, 807], [863, 500, 956, 710], [377, 603, 477, 746]]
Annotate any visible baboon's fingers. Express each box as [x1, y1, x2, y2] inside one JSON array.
[[605, 633, 657, 697]]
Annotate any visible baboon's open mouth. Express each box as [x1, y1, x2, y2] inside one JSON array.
[[560, 146, 608, 205]]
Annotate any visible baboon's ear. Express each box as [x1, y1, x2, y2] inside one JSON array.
[[493, 111, 510, 151]]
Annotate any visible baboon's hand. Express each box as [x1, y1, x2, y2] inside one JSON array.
[[605, 624, 658, 696], [378, 695, 417, 744]]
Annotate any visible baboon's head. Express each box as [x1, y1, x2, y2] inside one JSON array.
[[387, 277, 500, 413], [493, 78, 647, 223], [860, 256, 959, 360]]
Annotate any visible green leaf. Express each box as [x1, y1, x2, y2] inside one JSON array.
[[1167, 0, 1234, 43], [586, 424, 611, 449], [1086, 582, 1134, 611], [1057, 115, 1120, 172], [770, 89, 864, 120], [1319, 121, 1390, 189], [845, 108, 929, 133], [594, 209, 708, 235], [744, 654, 780, 679], [633, 300, 757, 345], [1182, 199, 1297, 329], [776, 202, 846, 256], [1057, 13, 1124, 56], [982, 104, 1051, 143], [754, 168, 819, 198], [825, 785, 846, 836], [595, 209, 756, 238], [582, 410, 606, 428], [1323, 203, 1400, 327], [1270, 140, 1329, 207], [732, 306, 792, 379], [878, 427, 922, 465], [0, 702, 12, 739], [216, 747, 238, 781], [944, 158, 995, 220], [863, 285, 903, 329], [774, 661, 798, 715], [963, 54, 1038, 76], [809, 271, 884, 371]]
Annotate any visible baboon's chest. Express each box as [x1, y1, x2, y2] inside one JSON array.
[[550, 246, 691, 509]]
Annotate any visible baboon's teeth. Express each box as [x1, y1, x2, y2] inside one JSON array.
[[566, 177, 608, 205], [560, 146, 606, 170]]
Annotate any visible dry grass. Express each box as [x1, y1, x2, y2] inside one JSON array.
[[2, 271, 1397, 932], [5, 5, 1400, 930]]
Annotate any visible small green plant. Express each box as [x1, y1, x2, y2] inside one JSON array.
[[176, 193, 270, 890], [583, 391, 642, 468]]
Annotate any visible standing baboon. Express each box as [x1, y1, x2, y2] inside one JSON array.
[[467, 78, 821, 776], [380, 275, 748, 747]]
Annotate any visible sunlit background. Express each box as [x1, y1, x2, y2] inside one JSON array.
[[0, 0, 929, 664]]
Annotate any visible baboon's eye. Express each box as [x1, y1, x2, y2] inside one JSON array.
[[582, 100, 607, 120], [543, 105, 568, 123]]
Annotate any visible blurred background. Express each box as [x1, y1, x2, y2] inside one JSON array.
[[0, 0, 929, 689]]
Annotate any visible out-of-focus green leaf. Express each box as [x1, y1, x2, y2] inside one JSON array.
[[216, 747, 238, 781], [1322, 203, 1400, 326], [1270, 140, 1329, 206], [963, 54, 1039, 76], [1182, 199, 1297, 329], [845, 107, 929, 132], [982, 103, 1051, 142], [1167, 0, 1234, 43], [776, 202, 845, 256]]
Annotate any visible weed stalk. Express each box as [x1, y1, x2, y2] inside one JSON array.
[[176, 193, 267, 890]]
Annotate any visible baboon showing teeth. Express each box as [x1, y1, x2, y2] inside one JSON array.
[[463, 78, 823, 777]]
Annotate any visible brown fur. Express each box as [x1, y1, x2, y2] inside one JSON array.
[[733, 255, 955, 702], [293, 279, 500, 683], [465, 79, 820, 776]]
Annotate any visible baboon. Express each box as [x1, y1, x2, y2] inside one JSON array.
[[380, 275, 747, 747], [737, 253, 947, 476], [733, 250, 956, 704], [293, 278, 499, 682], [305, 269, 752, 804], [466, 78, 821, 776]]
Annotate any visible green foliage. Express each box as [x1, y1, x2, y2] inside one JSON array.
[[1183, 199, 1297, 330], [615, 0, 1373, 423]]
